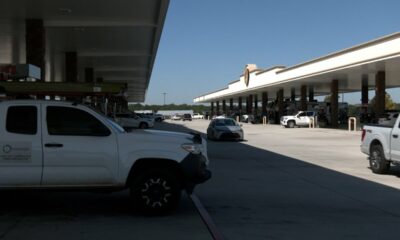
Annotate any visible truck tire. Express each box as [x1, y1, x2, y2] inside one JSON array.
[[130, 168, 181, 215], [139, 122, 148, 129], [369, 144, 390, 174], [288, 121, 295, 128]]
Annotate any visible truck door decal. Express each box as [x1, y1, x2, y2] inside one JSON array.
[[0, 142, 32, 162]]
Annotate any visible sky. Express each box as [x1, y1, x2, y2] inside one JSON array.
[[146, 0, 400, 105]]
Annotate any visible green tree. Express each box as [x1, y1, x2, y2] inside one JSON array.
[[128, 103, 210, 113], [323, 95, 339, 103], [369, 92, 396, 110]]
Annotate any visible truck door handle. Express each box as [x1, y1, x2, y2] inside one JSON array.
[[44, 143, 63, 148], [393, 134, 399, 139]]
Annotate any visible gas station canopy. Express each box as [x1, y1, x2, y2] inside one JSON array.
[[194, 32, 400, 103], [0, 0, 169, 102]]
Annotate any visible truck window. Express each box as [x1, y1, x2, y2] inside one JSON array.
[[6, 106, 37, 135], [46, 106, 111, 136], [298, 112, 306, 117]]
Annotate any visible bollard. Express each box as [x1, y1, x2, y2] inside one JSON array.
[[308, 117, 315, 128], [236, 116, 240, 122], [348, 117, 357, 131], [262, 116, 267, 125]]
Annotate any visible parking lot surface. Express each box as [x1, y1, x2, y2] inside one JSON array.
[[0, 190, 212, 240], [160, 120, 400, 240]]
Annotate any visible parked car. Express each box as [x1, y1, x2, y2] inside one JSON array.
[[114, 112, 154, 129], [378, 111, 399, 126], [171, 114, 182, 120], [182, 113, 192, 121], [136, 113, 156, 123], [212, 114, 226, 120], [207, 118, 244, 141], [240, 114, 254, 123], [0, 100, 211, 214], [143, 113, 164, 122], [361, 112, 400, 174], [192, 113, 204, 119], [280, 111, 316, 128]]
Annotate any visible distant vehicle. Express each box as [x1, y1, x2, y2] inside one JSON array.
[[192, 113, 204, 119], [280, 111, 316, 128], [144, 113, 164, 122], [114, 113, 154, 129], [361, 113, 400, 174], [240, 114, 254, 123], [182, 113, 192, 121], [207, 118, 244, 141], [171, 115, 182, 121], [135, 113, 157, 123], [378, 111, 399, 126], [212, 114, 226, 120]]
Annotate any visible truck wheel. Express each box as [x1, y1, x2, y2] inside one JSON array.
[[370, 145, 390, 174], [288, 121, 295, 128], [130, 169, 181, 215], [139, 123, 148, 129]]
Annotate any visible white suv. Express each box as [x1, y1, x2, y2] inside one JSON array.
[[192, 113, 204, 119], [280, 111, 316, 128], [114, 112, 154, 129]]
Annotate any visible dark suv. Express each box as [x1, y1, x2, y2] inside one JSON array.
[[182, 113, 192, 121]]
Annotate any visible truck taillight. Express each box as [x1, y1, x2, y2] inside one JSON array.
[[361, 129, 366, 142]]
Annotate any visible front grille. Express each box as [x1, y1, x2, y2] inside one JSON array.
[[220, 132, 240, 139]]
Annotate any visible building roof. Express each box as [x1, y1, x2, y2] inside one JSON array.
[[194, 32, 400, 103]]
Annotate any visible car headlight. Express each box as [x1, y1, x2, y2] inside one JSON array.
[[181, 143, 201, 154]]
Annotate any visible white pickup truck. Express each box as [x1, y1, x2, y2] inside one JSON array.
[[361, 114, 400, 174], [280, 111, 316, 128], [0, 100, 211, 214]]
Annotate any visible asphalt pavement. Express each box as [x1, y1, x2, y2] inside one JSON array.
[[161, 119, 400, 240]]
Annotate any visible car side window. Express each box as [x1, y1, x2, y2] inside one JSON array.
[[298, 112, 306, 117], [6, 106, 37, 135], [47, 106, 111, 136]]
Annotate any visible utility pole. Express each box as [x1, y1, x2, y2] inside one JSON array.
[[162, 92, 167, 105]]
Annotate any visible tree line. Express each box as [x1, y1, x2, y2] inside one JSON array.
[[128, 103, 210, 113], [130, 92, 399, 116]]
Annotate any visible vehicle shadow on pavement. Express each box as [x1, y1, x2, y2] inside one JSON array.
[[158, 121, 400, 240], [0, 190, 212, 240], [375, 165, 400, 178], [0, 190, 195, 217]]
